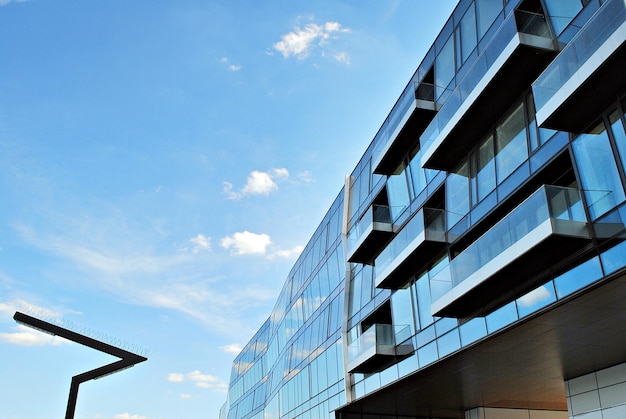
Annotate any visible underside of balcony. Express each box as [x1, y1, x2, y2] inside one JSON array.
[[373, 100, 439, 175], [537, 43, 626, 134], [432, 225, 592, 319]]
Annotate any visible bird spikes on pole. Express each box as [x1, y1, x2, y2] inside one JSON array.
[[13, 311, 148, 419]]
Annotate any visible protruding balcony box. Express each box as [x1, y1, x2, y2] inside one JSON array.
[[533, 0, 626, 133], [347, 205, 393, 264], [431, 186, 591, 318], [347, 324, 414, 374], [421, 10, 557, 171], [372, 82, 440, 175], [375, 208, 446, 289]]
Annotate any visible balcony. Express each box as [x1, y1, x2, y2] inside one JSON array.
[[430, 186, 591, 318], [347, 324, 414, 374], [372, 82, 440, 175], [533, 0, 626, 133], [347, 204, 394, 264], [420, 10, 557, 171], [375, 208, 446, 289]]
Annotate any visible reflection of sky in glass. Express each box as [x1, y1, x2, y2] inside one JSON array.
[[516, 284, 556, 318]]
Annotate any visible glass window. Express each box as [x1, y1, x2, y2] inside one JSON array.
[[391, 286, 416, 335], [609, 110, 626, 173], [358, 161, 371, 207], [459, 317, 487, 346], [476, 0, 502, 39], [544, 0, 583, 36], [435, 34, 455, 100], [414, 271, 433, 329], [360, 264, 374, 308], [447, 161, 470, 228], [458, 4, 477, 65], [573, 122, 626, 220], [349, 174, 361, 219], [601, 240, 626, 275], [495, 102, 528, 182], [485, 301, 518, 333], [408, 145, 428, 197], [554, 257, 603, 298], [348, 268, 363, 317], [516, 283, 556, 318], [387, 163, 411, 220], [472, 134, 496, 204]]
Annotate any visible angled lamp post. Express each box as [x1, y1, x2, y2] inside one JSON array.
[[13, 311, 148, 419]]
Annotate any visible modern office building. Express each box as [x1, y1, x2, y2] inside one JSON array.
[[220, 0, 626, 417]]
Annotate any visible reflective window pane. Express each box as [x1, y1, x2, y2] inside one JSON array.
[[544, 0, 583, 36], [609, 110, 626, 173], [388, 163, 411, 220], [447, 161, 470, 228], [459, 4, 477, 64], [573, 122, 626, 219], [476, 0, 502, 39], [435, 34, 455, 100], [496, 102, 528, 182]]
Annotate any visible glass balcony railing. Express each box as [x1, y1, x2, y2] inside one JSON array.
[[347, 324, 413, 373], [372, 82, 439, 174], [420, 10, 554, 169], [346, 204, 393, 263], [374, 208, 446, 288], [430, 185, 589, 316], [533, 0, 626, 127]]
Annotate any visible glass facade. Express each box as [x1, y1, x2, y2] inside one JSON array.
[[222, 1, 626, 418]]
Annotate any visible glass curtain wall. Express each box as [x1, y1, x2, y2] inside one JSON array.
[[447, 98, 536, 228]]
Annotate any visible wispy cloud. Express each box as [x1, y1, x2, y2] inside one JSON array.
[[220, 343, 242, 355], [190, 234, 211, 253], [168, 370, 227, 391], [223, 168, 289, 200], [114, 414, 150, 419], [273, 19, 350, 62], [220, 57, 241, 72], [0, 0, 31, 6], [269, 245, 304, 260], [12, 222, 279, 339], [221, 231, 271, 255], [297, 170, 315, 184], [0, 324, 70, 346]]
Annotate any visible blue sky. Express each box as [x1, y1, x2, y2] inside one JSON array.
[[0, 1, 457, 418]]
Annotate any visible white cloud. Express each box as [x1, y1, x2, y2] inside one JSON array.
[[224, 168, 290, 200], [180, 393, 192, 399], [270, 245, 304, 260], [242, 171, 279, 195], [0, 0, 31, 6], [333, 51, 350, 64], [168, 370, 227, 391], [0, 324, 69, 347], [273, 20, 350, 60], [167, 373, 185, 383], [221, 231, 271, 255], [190, 234, 211, 253], [220, 343, 243, 355], [220, 57, 241, 72], [114, 414, 150, 419], [297, 171, 315, 183]]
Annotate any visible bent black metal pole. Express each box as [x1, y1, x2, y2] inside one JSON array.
[[13, 311, 148, 419]]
